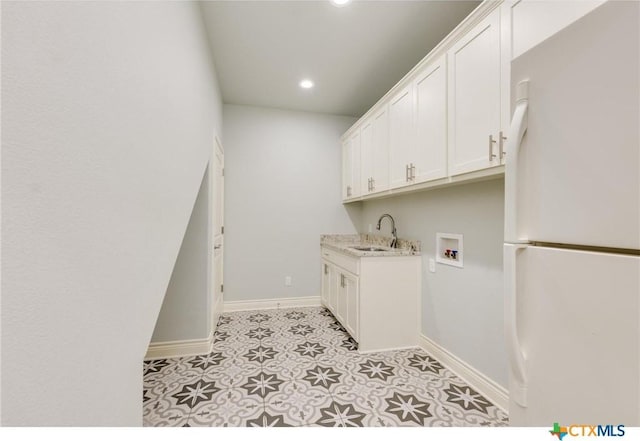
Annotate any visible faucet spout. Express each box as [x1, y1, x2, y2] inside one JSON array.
[[376, 213, 398, 248]]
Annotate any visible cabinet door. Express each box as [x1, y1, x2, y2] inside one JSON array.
[[328, 265, 338, 314], [342, 138, 352, 200], [388, 85, 414, 188], [342, 132, 361, 200], [344, 273, 359, 342], [414, 55, 447, 183], [349, 131, 361, 197], [336, 273, 347, 324], [360, 119, 374, 195], [448, 8, 502, 176], [321, 261, 330, 308], [371, 106, 389, 193]]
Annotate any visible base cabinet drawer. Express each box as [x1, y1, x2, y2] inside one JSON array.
[[321, 247, 359, 275]]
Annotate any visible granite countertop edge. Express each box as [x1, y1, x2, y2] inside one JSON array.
[[320, 234, 421, 257]]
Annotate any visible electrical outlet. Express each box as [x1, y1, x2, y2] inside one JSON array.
[[428, 258, 435, 273], [285, 276, 292, 287]]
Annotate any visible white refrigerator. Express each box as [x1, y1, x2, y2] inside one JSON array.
[[504, 1, 639, 426]]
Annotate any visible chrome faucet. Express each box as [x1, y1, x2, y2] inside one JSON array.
[[376, 213, 398, 248]]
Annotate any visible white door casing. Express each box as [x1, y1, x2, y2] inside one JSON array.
[[212, 136, 224, 333]]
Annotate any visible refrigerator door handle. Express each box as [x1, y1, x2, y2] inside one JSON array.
[[505, 243, 528, 408], [504, 80, 529, 244]]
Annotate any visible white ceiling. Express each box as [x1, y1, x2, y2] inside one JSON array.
[[200, 0, 480, 117]]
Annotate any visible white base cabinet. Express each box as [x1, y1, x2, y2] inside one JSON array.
[[344, 273, 359, 339], [321, 246, 421, 352]]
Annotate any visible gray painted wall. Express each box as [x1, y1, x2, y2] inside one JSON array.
[[1, 1, 222, 425], [152, 168, 211, 343], [359, 179, 507, 387], [223, 104, 359, 302]]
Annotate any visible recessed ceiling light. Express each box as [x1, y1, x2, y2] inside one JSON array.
[[299, 79, 314, 89], [330, 0, 351, 7]]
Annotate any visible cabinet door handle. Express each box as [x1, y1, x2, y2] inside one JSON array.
[[324, 264, 328, 275], [410, 163, 416, 181], [346, 185, 351, 197], [499, 131, 507, 159], [405, 164, 409, 182], [489, 134, 497, 160], [340, 274, 345, 287], [370, 177, 375, 191]]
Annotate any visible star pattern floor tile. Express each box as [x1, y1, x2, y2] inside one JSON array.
[[143, 306, 509, 427]]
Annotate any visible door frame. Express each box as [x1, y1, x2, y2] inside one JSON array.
[[210, 134, 224, 338]]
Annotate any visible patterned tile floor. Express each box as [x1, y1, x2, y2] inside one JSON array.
[[143, 306, 508, 427]]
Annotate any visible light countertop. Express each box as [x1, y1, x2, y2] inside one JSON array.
[[320, 234, 421, 257]]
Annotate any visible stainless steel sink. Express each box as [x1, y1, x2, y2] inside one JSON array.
[[350, 246, 389, 252]]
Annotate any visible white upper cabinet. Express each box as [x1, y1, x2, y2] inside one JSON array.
[[341, 138, 351, 200], [350, 131, 361, 197], [370, 106, 390, 193], [389, 85, 415, 189], [413, 55, 448, 183], [448, 7, 503, 176], [359, 119, 373, 194], [505, 0, 605, 60], [360, 105, 390, 195], [341, 0, 600, 202], [342, 131, 361, 199]]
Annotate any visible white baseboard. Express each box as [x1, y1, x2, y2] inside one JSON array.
[[419, 334, 508, 412], [223, 296, 322, 313], [358, 344, 419, 355], [145, 334, 213, 360]]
